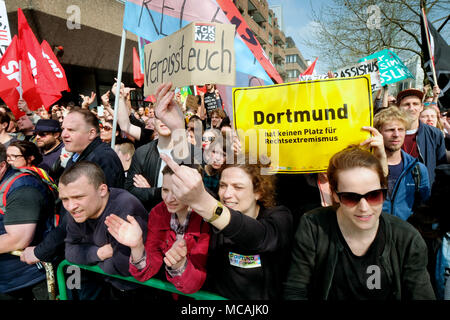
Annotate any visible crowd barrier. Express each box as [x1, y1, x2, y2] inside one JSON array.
[[56, 259, 227, 300]]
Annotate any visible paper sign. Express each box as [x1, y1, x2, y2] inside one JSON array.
[[333, 59, 381, 91], [143, 21, 236, 95], [233, 76, 373, 173], [359, 49, 414, 85]]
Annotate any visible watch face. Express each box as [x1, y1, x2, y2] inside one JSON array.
[[216, 206, 223, 215]]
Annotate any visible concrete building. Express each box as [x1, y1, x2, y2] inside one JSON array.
[[233, 0, 307, 82], [5, 0, 143, 107], [285, 37, 309, 82]]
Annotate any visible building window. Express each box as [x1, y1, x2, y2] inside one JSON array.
[[269, 52, 273, 63], [269, 32, 272, 45]]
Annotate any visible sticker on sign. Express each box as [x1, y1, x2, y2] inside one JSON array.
[[195, 23, 216, 43]]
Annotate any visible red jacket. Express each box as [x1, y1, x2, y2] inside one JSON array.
[[129, 202, 210, 294]]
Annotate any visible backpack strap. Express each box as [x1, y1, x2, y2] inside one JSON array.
[[411, 162, 422, 210], [0, 172, 30, 215]]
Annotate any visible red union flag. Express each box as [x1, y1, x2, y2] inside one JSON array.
[[0, 35, 24, 118], [41, 40, 70, 92], [17, 8, 61, 110]]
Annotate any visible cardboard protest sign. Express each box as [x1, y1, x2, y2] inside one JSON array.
[[359, 49, 414, 85], [233, 76, 373, 173], [185, 94, 199, 111], [333, 59, 381, 91], [143, 22, 236, 95]]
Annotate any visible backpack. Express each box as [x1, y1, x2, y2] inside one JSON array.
[[0, 166, 60, 229]]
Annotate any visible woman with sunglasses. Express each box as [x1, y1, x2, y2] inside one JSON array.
[[284, 146, 435, 300]]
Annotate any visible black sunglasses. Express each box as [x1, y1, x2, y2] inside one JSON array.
[[336, 188, 387, 207], [35, 132, 51, 137]]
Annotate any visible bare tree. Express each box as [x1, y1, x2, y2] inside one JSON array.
[[302, 0, 450, 73]]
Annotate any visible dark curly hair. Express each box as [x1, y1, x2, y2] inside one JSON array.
[[8, 140, 43, 166]]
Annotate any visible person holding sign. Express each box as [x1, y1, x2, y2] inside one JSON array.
[[284, 146, 435, 300], [153, 82, 293, 299]]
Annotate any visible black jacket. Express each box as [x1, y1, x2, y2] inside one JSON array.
[[125, 139, 203, 211], [205, 206, 293, 300], [66, 137, 124, 188], [284, 206, 436, 300]]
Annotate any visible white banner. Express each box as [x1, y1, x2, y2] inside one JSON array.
[[0, 0, 12, 58], [333, 59, 382, 91]]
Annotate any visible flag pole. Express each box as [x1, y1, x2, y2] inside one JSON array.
[[111, 28, 127, 149], [422, 7, 438, 85]]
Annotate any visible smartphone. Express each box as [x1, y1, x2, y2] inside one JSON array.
[[97, 106, 104, 117]]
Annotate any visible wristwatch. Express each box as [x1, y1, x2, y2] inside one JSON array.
[[207, 201, 223, 223]]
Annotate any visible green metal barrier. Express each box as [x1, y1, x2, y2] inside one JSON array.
[[56, 259, 227, 300]]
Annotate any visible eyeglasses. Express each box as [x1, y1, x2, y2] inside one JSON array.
[[202, 136, 215, 142], [336, 188, 387, 207], [7, 154, 24, 161], [100, 125, 112, 132], [35, 132, 51, 137], [423, 102, 437, 106]]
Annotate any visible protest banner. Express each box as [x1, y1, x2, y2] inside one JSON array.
[[143, 21, 235, 96], [233, 76, 373, 174], [0, 0, 12, 58], [359, 49, 414, 85], [333, 59, 381, 91]]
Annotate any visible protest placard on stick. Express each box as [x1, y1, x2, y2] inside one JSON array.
[[233, 76, 373, 174], [143, 22, 236, 96]]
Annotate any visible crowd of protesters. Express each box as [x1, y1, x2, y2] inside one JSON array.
[[0, 78, 449, 301]]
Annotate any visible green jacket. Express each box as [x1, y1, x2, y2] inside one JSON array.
[[284, 206, 435, 300]]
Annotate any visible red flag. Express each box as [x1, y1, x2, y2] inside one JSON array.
[[133, 47, 144, 87], [0, 36, 25, 118], [300, 57, 318, 76], [17, 8, 61, 111], [41, 40, 70, 93]]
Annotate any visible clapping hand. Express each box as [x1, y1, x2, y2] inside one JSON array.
[[105, 214, 143, 249]]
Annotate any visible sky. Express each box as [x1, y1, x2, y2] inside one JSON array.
[[267, 0, 332, 74], [267, 0, 450, 75]]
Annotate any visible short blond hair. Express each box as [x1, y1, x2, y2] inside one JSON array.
[[374, 107, 411, 131], [116, 142, 135, 157]]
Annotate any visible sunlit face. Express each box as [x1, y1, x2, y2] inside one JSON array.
[[100, 123, 113, 143], [202, 131, 216, 150], [380, 120, 406, 153], [161, 173, 189, 214], [17, 115, 34, 132], [210, 114, 222, 128], [61, 113, 96, 153], [419, 108, 438, 127], [59, 175, 108, 223], [219, 167, 260, 217], [399, 96, 423, 121], [153, 118, 171, 137], [36, 132, 60, 151], [332, 167, 383, 232], [6, 146, 28, 167], [207, 144, 226, 170]]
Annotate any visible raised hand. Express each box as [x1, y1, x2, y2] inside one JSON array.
[[105, 214, 143, 249], [360, 126, 388, 177], [164, 238, 187, 270], [133, 174, 151, 188], [154, 82, 185, 132], [159, 153, 206, 207], [101, 90, 111, 107], [80, 92, 96, 108]]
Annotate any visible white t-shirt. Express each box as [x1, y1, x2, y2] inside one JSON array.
[[157, 146, 173, 188]]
